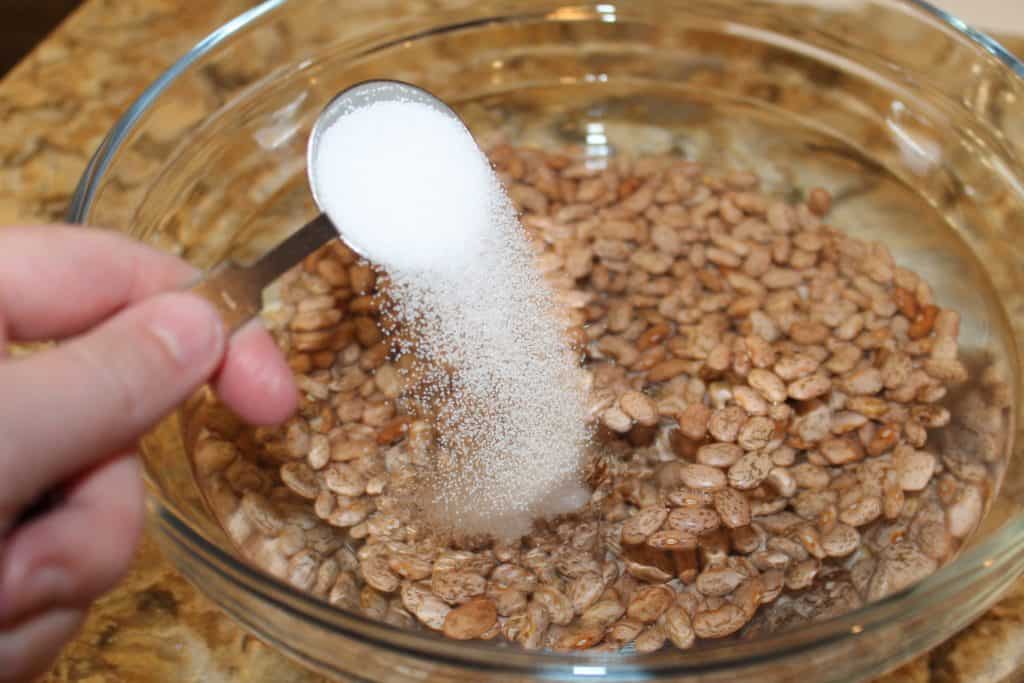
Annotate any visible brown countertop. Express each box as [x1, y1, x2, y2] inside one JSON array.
[[2, 1, 1024, 681]]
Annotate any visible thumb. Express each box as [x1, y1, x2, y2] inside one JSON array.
[[0, 292, 225, 517]]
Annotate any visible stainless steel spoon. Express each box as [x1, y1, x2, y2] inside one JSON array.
[[189, 80, 461, 332], [12, 82, 461, 532]]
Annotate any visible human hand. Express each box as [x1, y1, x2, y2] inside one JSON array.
[[0, 226, 298, 681]]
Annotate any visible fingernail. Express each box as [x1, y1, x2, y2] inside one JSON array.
[[0, 566, 70, 625], [148, 293, 225, 369]]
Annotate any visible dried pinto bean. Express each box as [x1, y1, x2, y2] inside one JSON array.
[[443, 598, 498, 640], [194, 147, 988, 656]]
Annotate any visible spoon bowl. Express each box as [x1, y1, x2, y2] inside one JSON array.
[[190, 79, 458, 331]]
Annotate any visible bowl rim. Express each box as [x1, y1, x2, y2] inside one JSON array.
[[69, 0, 1024, 674], [64, 0, 1024, 223]]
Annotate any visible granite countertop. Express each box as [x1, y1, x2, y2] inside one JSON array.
[[2, 0, 1024, 681]]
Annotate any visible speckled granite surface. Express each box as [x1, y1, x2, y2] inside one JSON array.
[[2, 1, 1024, 681]]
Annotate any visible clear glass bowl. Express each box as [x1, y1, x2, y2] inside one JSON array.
[[69, 0, 1024, 680]]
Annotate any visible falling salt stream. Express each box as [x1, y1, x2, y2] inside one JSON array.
[[310, 86, 590, 538]]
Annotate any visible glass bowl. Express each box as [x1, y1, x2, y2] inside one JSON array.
[[69, 0, 1024, 680]]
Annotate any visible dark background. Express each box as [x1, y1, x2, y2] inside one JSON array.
[[1, 0, 83, 77]]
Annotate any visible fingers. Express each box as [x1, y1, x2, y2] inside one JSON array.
[[0, 225, 298, 514], [0, 455, 143, 627], [0, 226, 298, 428], [0, 226, 195, 342], [0, 292, 225, 511], [0, 608, 84, 683], [215, 320, 299, 426]]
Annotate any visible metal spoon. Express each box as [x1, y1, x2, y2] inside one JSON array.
[[11, 82, 458, 532], [189, 80, 461, 332]]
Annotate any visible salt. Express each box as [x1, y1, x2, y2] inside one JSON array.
[[313, 99, 590, 539], [314, 102, 493, 273]]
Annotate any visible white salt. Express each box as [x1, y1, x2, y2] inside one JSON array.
[[313, 99, 590, 539], [314, 102, 493, 273]]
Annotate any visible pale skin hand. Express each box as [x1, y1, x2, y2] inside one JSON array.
[[0, 227, 299, 682]]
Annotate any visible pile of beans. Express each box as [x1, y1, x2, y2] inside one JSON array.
[[185, 146, 1009, 651]]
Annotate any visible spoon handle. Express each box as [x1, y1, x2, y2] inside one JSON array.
[[189, 213, 337, 333]]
